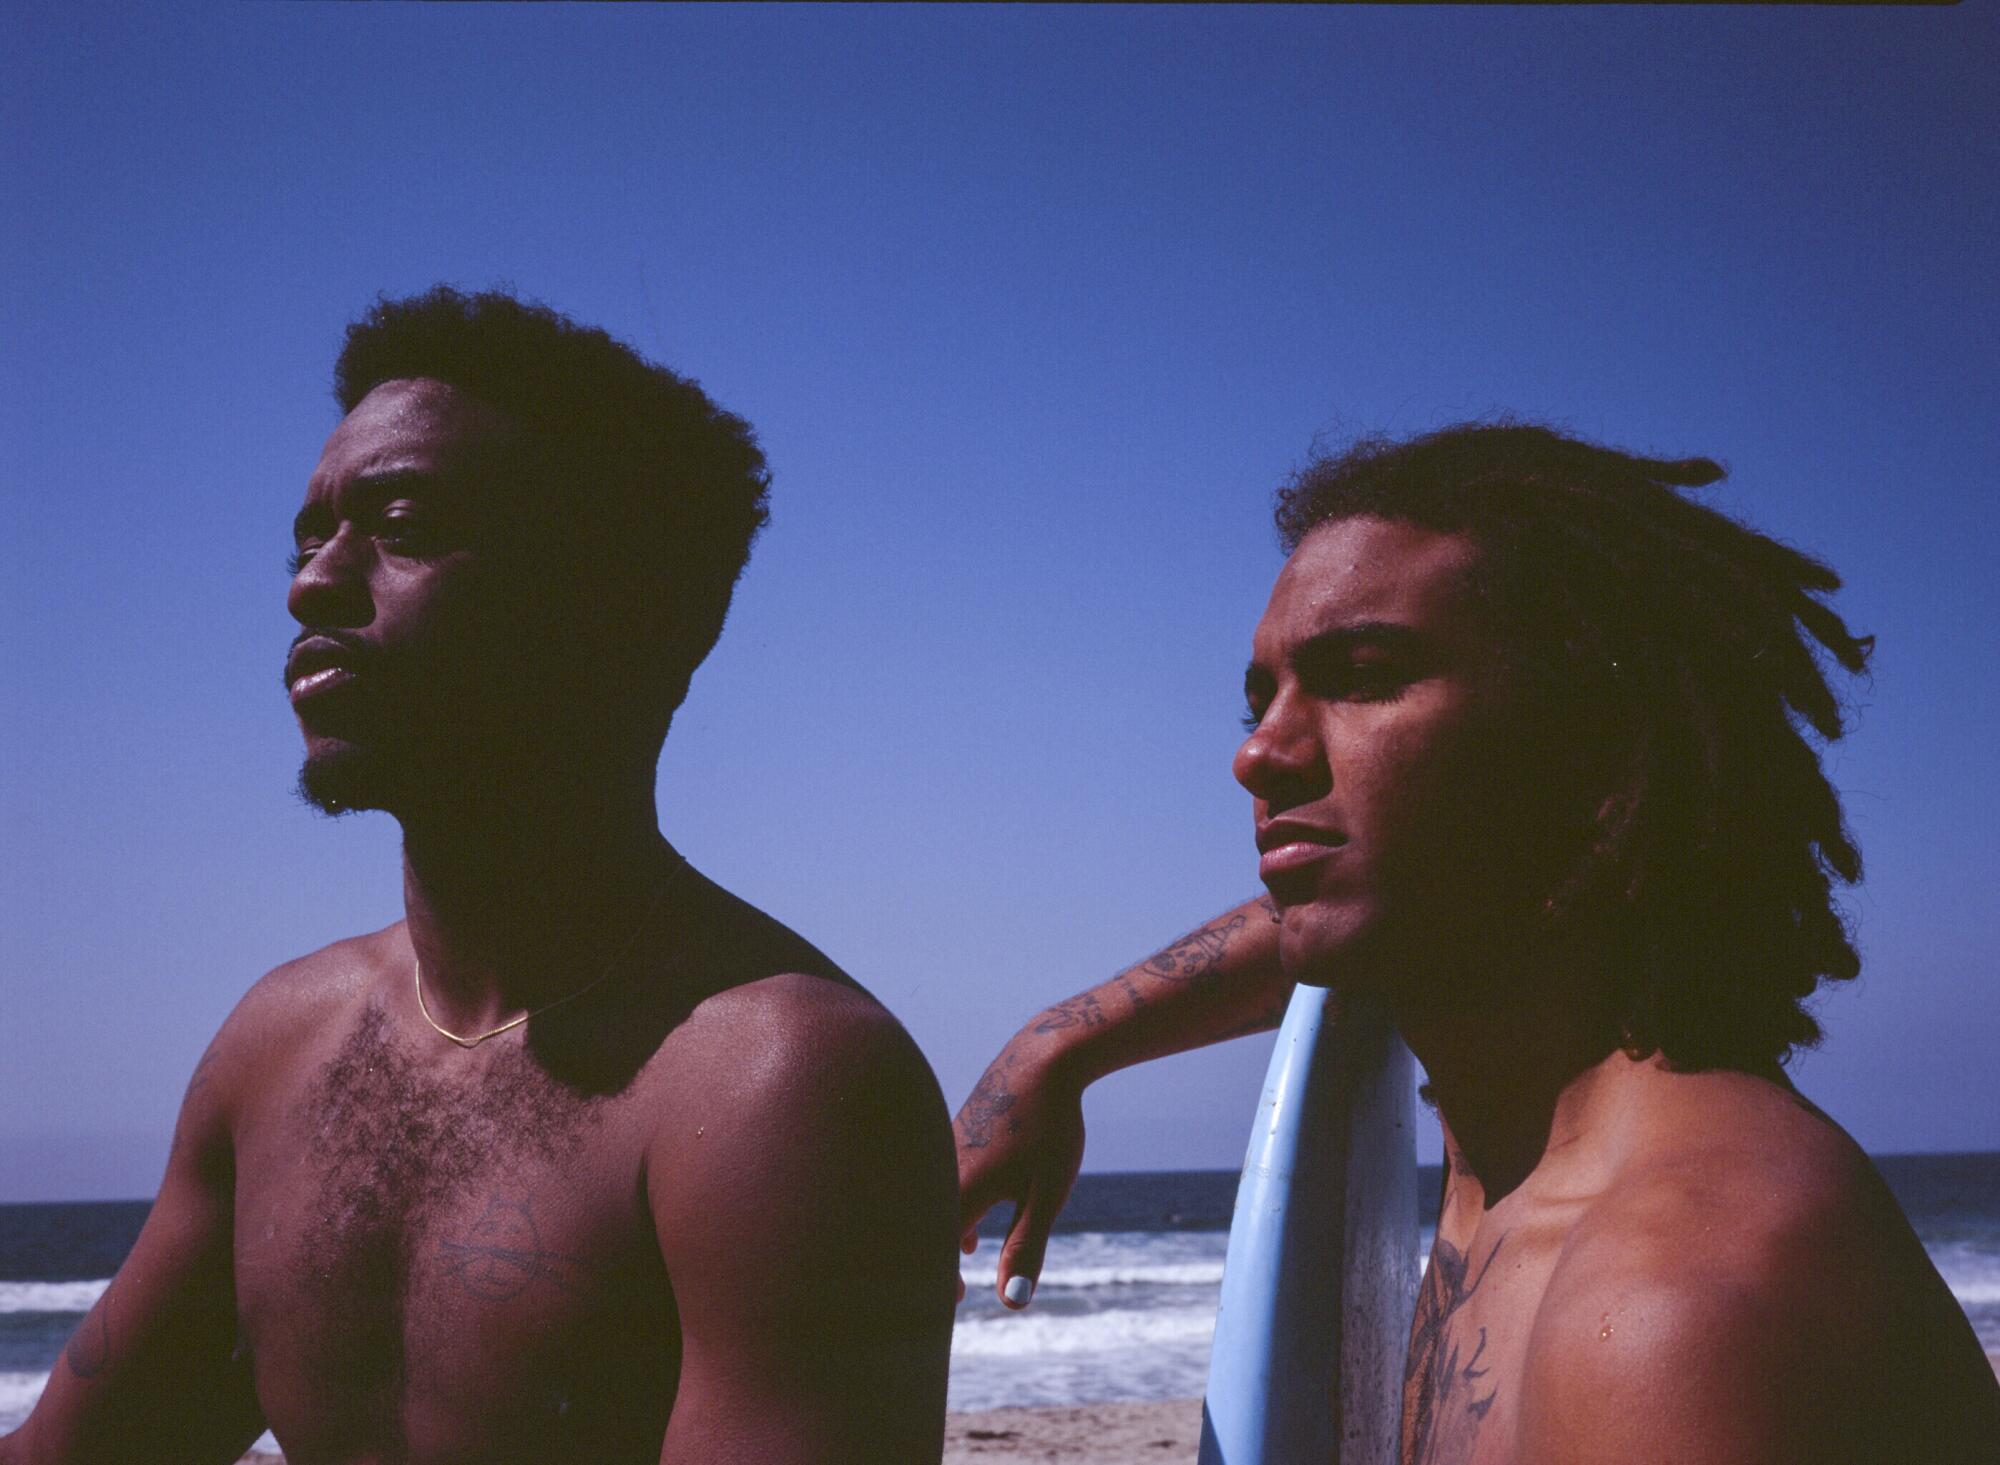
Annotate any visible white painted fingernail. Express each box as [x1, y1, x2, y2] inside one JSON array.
[[1003, 1275, 1034, 1307]]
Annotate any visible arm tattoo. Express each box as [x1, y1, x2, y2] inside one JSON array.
[[1402, 1234, 1503, 1465], [1032, 992, 1106, 1034], [957, 1054, 1021, 1150], [184, 1049, 221, 1101], [65, 1290, 111, 1379], [1141, 912, 1249, 983], [437, 1194, 582, 1303]]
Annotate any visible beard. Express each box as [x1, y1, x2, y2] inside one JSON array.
[[297, 740, 407, 817], [295, 721, 580, 820]]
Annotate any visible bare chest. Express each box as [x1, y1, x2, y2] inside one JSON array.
[[231, 1008, 678, 1462]]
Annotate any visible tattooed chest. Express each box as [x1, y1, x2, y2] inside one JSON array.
[[238, 1176, 676, 1460], [283, 1013, 604, 1255], [234, 1006, 674, 1436], [1400, 1234, 1512, 1465]]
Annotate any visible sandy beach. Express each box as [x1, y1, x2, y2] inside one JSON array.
[[233, 1399, 1203, 1464], [234, 1408, 1200, 1465], [233, 1357, 2000, 1462], [944, 1399, 1203, 1461]]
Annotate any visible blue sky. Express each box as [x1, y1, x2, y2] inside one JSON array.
[[3, 5, 1996, 1200]]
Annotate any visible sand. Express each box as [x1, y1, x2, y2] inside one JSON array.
[[944, 1399, 1202, 1461], [233, 1399, 1204, 1464], [238, 1364, 2000, 1462]]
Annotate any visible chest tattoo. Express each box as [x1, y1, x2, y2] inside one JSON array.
[[438, 1193, 586, 1303], [1402, 1233, 1504, 1465], [289, 1006, 608, 1387]]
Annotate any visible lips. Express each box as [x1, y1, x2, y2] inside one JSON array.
[[1255, 820, 1348, 882], [285, 635, 368, 706]]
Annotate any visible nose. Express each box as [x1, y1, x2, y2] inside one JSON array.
[[286, 524, 374, 629], [1233, 693, 1328, 804]]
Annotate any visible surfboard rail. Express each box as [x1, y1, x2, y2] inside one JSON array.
[[1199, 985, 1419, 1465]]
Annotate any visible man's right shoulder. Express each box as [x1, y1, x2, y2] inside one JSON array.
[[237, 924, 398, 1020], [200, 926, 401, 1088]]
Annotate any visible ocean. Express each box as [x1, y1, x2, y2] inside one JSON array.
[[3, 1154, 1996, 1432]]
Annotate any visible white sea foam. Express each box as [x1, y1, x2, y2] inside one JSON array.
[[960, 1230, 1227, 1286], [0, 1280, 110, 1314], [953, 1304, 1216, 1358], [1, 1217, 1994, 1426], [1928, 1242, 2000, 1307], [1944, 1277, 2000, 1306], [959, 1259, 1227, 1290], [0, 1373, 52, 1433]]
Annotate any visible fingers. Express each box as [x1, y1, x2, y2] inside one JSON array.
[[956, 1149, 1014, 1309], [955, 1225, 978, 1304], [957, 1143, 1009, 1239], [996, 1183, 1053, 1310]]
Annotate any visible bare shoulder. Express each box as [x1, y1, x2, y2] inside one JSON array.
[[182, 924, 402, 1123], [655, 967, 949, 1171], [643, 965, 958, 1335], [638, 871, 946, 1135], [1520, 1071, 1999, 1461], [612, 872, 955, 1292], [633, 907, 957, 1442]]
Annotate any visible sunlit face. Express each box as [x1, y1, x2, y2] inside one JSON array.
[[284, 378, 545, 814], [1233, 516, 1543, 1000]]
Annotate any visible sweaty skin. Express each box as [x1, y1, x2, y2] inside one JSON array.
[[957, 515, 2000, 1462], [4, 379, 958, 1465]]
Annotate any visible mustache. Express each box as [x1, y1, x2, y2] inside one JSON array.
[[283, 629, 374, 688]]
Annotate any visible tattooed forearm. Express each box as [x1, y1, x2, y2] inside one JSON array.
[[1032, 992, 1106, 1034], [956, 1053, 1021, 1150], [65, 1291, 111, 1379], [1141, 912, 1250, 983], [437, 1194, 582, 1303]]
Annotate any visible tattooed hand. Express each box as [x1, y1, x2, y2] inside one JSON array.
[[954, 896, 1284, 1311], [952, 1042, 1086, 1311]]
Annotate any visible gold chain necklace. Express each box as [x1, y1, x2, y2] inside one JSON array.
[[411, 852, 689, 1049]]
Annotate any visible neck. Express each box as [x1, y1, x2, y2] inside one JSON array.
[[396, 763, 678, 1028], [1393, 950, 1622, 1208]]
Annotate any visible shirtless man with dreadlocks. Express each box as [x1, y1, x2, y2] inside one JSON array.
[[956, 424, 2000, 1463]]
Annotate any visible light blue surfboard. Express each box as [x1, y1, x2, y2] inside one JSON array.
[[1199, 985, 1419, 1465]]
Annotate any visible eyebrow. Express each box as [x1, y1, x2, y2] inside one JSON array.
[[1243, 620, 1431, 699], [292, 468, 437, 543]]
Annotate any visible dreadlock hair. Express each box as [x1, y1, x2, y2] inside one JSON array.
[[333, 286, 770, 733], [1275, 421, 1872, 1072]]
